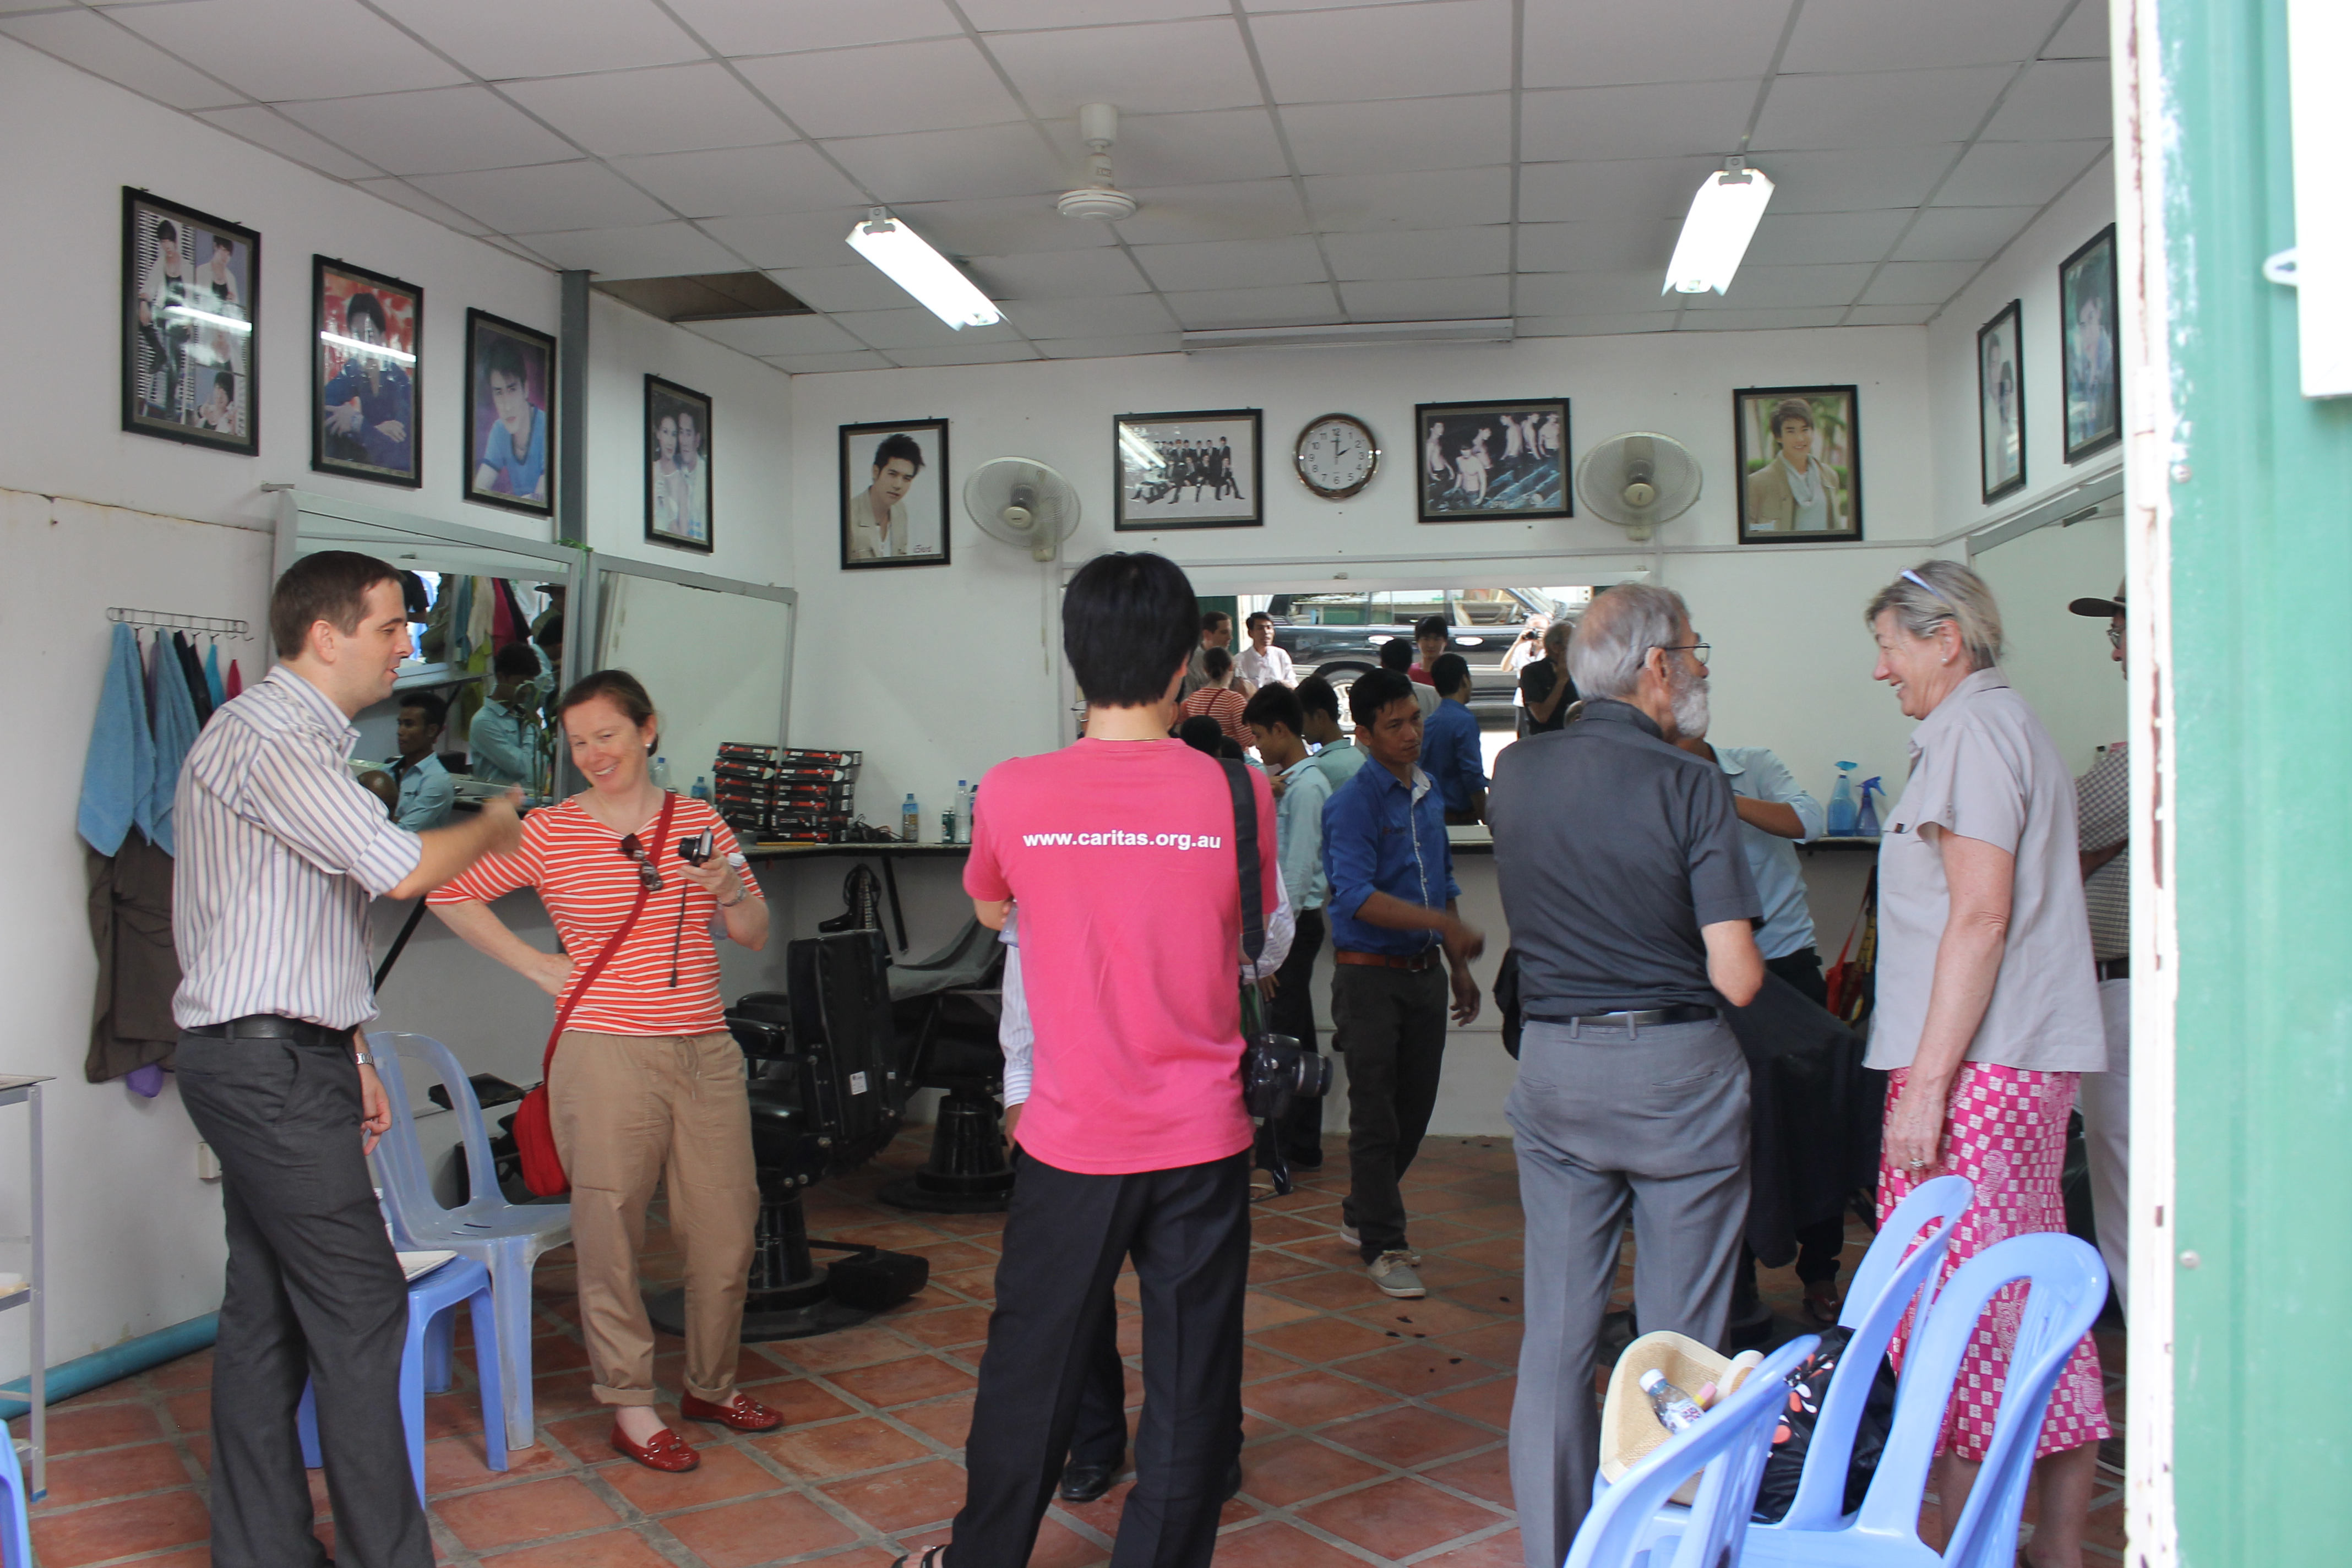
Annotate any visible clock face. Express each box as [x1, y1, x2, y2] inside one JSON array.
[[1295, 415, 1380, 499]]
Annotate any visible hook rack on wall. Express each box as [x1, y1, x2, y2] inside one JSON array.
[[107, 607, 253, 640]]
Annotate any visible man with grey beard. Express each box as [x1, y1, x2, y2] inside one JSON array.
[[1485, 584, 1765, 1568]]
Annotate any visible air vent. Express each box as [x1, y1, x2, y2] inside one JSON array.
[[591, 272, 809, 324]]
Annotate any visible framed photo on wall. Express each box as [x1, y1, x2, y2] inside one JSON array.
[[840, 418, 949, 569], [2060, 224, 2121, 462], [1413, 400, 1570, 521], [462, 308, 555, 517], [1113, 409, 1262, 530], [312, 257, 421, 488], [644, 375, 713, 552], [1734, 385, 1862, 544], [1978, 300, 2026, 504], [122, 188, 258, 455]]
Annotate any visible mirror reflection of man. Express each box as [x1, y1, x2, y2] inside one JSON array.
[[848, 433, 923, 560], [472, 340, 548, 504], [2067, 582, 2131, 1351], [387, 692, 456, 831], [1744, 398, 1845, 535], [467, 643, 543, 790], [1182, 609, 1234, 698], [323, 291, 412, 472]]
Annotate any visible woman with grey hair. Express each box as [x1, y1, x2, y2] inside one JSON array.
[[1864, 559, 2108, 1566]]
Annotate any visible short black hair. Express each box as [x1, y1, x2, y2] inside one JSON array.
[[485, 337, 528, 390], [344, 291, 386, 337], [1177, 715, 1224, 755], [1063, 551, 1198, 708], [1201, 610, 1231, 632], [1430, 652, 1472, 696], [1415, 614, 1450, 643], [1204, 646, 1232, 679], [493, 641, 541, 680], [535, 613, 563, 651], [400, 690, 449, 727], [1348, 668, 1418, 728], [1295, 674, 1341, 722], [270, 549, 402, 658], [1379, 638, 1414, 672], [211, 369, 236, 398], [873, 432, 924, 473], [155, 219, 178, 246], [1245, 611, 1272, 631], [1242, 683, 1303, 737], [1217, 737, 1248, 760]]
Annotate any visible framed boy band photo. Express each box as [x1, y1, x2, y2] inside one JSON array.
[[1979, 300, 2026, 504], [122, 188, 258, 455], [1734, 385, 1862, 543], [2061, 224, 2122, 462], [463, 308, 555, 517], [1113, 409, 1262, 530], [313, 257, 421, 488], [644, 375, 713, 552], [840, 418, 949, 568], [1414, 399, 1569, 521]]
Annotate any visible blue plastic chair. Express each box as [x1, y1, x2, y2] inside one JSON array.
[[366, 1032, 571, 1451], [1566, 1334, 1819, 1568], [1738, 1232, 2110, 1567], [0, 1424, 32, 1568], [299, 1254, 507, 1502]]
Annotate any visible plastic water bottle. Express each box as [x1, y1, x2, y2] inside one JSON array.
[[1827, 761, 1859, 836], [955, 780, 972, 845], [1638, 1368, 1706, 1435], [901, 792, 921, 842], [690, 775, 711, 803], [651, 755, 672, 791], [1856, 775, 1885, 837]]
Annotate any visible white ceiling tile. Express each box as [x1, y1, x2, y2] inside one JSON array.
[[1517, 270, 1680, 315], [766, 264, 931, 314], [685, 314, 865, 356], [192, 106, 385, 180], [986, 18, 1260, 117], [1517, 313, 1679, 337], [1755, 146, 1966, 212], [409, 160, 671, 232], [111, 0, 467, 100], [1522, 81, 1761, 164], [1281, 95, 1512, 178], [2041, 0, 2109, 59], [513, 220, 741, 277], [1517, 219, 1683, 274], [1859, 260, 1986, 306], [1337, 276, 1509, 319], [1163, 284, 1342, 329], [1251, 0, 1511, 103], [1844, 304, 1939, 325], [502, 64, 795, 157], [1893, 206, 2039, 261], [663, 0, 959, 55], [1741, 209, 1914, 266], [825, 123, 1068, 204], [1055, 108, 1289, 188], [276, 87, 577, 177], [1680, 263, 1876, 308], [999, 296, 1178, 339], [1783, 0, 2073, 72], [734, 38, 1023, 139], [1935, 139, 2105, 206], [353, 176, 493, 234], [697, 210, 868, 269], [1324, 227, 1511, 281], [1128, 237, 1329, 292], [0, 9, 248, 110], [369, 0, 703, 79], [1751, 67, 2016, 151], [761, 349, 896, 373], [1522, 1, 1787, 89], [885, 194, 1119, 256], [1675, 307, 1853, 330], [1035, 333, 1185, 359], [475, 233, 564, 268], [967, 248, 1151, 300], [1979, 59, 2112, 142], [888, 340, 1043, 367], [610, 143, 866, 217], [822, 307, 1026, 350], [1108, 179, 1311, 244], [966, 0, 1224, 26], [1303, 167, 1511, 231], [1518, 156, 1722, 223]]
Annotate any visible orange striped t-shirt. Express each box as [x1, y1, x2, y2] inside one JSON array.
[[429, 794, 760, 1036]]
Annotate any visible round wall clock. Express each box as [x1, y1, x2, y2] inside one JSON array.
[[1294, 413, 1380, 499]]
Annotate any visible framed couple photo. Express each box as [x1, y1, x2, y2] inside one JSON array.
[[121, 188, 258, 454], [644, 375, 713, 552]]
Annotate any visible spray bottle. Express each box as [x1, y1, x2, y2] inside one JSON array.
[[1856, 776, 1885, 837], [1827, 761, 1859, 837]]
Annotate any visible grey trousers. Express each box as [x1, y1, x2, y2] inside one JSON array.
[[1505, 1015, 1751, 1568], [177, 1033, 429, 1568]]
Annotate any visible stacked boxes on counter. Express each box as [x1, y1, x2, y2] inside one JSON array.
[[712, 743, 861, 843]]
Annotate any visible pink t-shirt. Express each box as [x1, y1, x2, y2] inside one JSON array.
[[964, 738, 1281, 1176]]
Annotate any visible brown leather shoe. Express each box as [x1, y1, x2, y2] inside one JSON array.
[[609, 1422, 700, 1472], [680, 1391, 785, 1433]]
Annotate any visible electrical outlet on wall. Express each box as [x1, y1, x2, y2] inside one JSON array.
[[197, 1141, 221, 1181]]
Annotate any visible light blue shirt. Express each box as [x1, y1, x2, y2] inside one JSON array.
[[388, 751, 455, 831], [1275, 756, 1332, 912], [467, 695, 537, 787], [1710, 743, 1823, 960]]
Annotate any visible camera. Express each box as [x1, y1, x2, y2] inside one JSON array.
[[1242, 1032, 1330, 1122], [677, 828, 715, 866]]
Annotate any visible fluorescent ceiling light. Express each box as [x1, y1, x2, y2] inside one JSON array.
[[1180, 319, 1514, 353], [318, 330, 416, 366], [845, 208, 1001, 329], [162, 303, 252, 334], [1662, 161, 1775, 296]]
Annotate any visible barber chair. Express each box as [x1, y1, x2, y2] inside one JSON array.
[[878, 919, 1015, 1215], [646, 930, 929, 1341]]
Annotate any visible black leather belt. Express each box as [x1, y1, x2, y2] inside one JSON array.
[[184, 1014, 351, 1048], [1526, 1003, 1719, 1030], [2095, 957, 2130, 983]]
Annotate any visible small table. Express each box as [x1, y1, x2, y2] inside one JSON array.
[[740, 842, 970, 952]]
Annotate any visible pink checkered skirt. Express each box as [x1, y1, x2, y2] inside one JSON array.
[[1879, 1062, 2110, 1463]]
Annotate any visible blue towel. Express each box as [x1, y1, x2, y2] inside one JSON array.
[[148, 629, 203, 858], [78, 623, 157, 857], [204, 643, 226, 709]]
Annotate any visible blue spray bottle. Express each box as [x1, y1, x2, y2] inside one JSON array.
[[1827, 761, 1859, 836], [1856, 776, 1885, 837]]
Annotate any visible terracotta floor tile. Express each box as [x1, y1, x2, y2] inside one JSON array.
[[35, 1441, 191, 1505], [528, 1335, 593, 1373], [1418, 1526, 1526, 1565], [907, 1240, 1000, 1274], [1401, 1186, 1488, 1216], [1115, 1315, 1146, 1356], [896, 1393, 977, 1450], [1248, 1212, 1337, 1246], [597, 1443, 780, 1513], [819, 1456, 972, 1533], [1250, 1316, 1395, 1364], [1265, 1270, 1393, 1313], [1446, 1276, 1524, 1317], [1238, 1345, 1304, 1384], [1241, 1371, 1398, 1429], [1298, 1474, 1508, 1558], [1446, 1203, 1526, 1234], [1021, 1513, 1109, 1568], [1429, 1378, 1519, 1431], [658, 1491, 860, 1567], [1233, 1434, 1382, 1506], [1443, 1236, 1527, 1270], [1423, 1445, 1516, 1507], [543, 1410, 625, 1464], [1319, 1406, 1495, 1466], [1049, 1478, 1255, 1542], [1246, 1249, 1325, 1286], [28, 1489, 210, 1567], [754, 1414, 931, 1479], [478, 1526, 676, 1568], [1342, 1343, 1505, 1398], [39, 1399, 171, 1451], [895, 1304, 996, 1349], [1348, 1298, 1505, 1338], [1208, 1518, 1382, 1568], [432, 1473, 622, 1552], [1241, 1291, 1320, 1332], [830, 1355, 978, 1408], [1439, 1321, 1527, 1365], [935, 1267, 999, 1304], [146, 1351, 215, 1393], [826, 1221, 945, 1250], [1402, 1217, 1488, 1251], [770, 1324, 928, 1375], [423, 1432, 575, 1495]]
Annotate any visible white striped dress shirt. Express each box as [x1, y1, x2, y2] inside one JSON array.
[[172, 666, 424, 1031]]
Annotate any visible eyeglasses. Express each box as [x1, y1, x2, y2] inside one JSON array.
[[618, 833, 663, 891], [1656, 642, 1712, 665], [2105, 624, 2126, 651]]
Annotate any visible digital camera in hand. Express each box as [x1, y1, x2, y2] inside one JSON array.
[[1243, 1032, 1330, 1121]]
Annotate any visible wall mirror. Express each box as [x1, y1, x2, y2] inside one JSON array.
[[1968, 473, 2126, 772]]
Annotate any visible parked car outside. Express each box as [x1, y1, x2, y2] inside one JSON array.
[[1266, 587, 1583, 725]]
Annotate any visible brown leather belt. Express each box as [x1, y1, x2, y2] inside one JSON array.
[[1334, 948, 1440, 972], [2095, 957, 2130, 982]]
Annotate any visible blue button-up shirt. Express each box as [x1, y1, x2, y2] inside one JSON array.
[[1420, 696, 1488, 815], [1710, 744, 1823, 961], [1321, 759, 1457, 956]]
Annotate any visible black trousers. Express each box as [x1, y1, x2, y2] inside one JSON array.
[[1735, 949, 1848, 1310], [1331, 962, 1450, 1262], [1266, 907, 1326, 1162], [1069, 1293, 1128, 1469], [950, 1149, 1250, 1568], [176, 1033, 428, 1568]]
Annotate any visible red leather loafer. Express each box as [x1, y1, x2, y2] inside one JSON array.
[[680, 1391, 785, 1433], [609, 1422, 700, 1472]]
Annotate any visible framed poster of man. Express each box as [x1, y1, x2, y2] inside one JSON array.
[[463, 309, 555, 516], [2060, 225, 2121, 462], [840, 419, 949, 569], [1978, 299, 2026, 504], [1734, 386, 1862, 543], [122, 188, 258, 454], [1113, 409, 1262, 529], [313, 257, 421, 487], [645, 375, 713, 552], [1413, 399, 1569, 521]]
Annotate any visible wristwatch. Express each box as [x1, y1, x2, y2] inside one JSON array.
[[352, 1048, 375, 1068]]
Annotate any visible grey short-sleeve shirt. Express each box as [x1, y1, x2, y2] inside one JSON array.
[[1868, 668, 2105, 1074]]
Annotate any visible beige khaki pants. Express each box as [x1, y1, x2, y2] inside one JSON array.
[[548, 1030, 757, 1407]]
